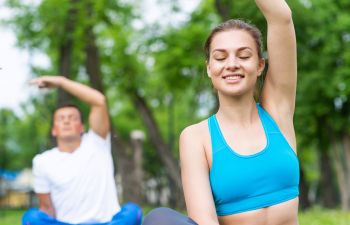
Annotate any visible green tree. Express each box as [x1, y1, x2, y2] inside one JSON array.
[[294, 0, 350, 210]]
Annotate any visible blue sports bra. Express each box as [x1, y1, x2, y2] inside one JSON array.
[[208, 104, 299, 216]]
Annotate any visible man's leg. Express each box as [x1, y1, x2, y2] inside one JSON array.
[[22, 208, 55, 225], [22, 208, 70, 225], [142, 207, 198, 225], [109, 202, 142, 225]]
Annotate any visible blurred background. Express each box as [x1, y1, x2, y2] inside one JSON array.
[[0, 0, 350, 224]]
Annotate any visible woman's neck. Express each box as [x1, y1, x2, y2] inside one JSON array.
[[216, 92, 258, 126]]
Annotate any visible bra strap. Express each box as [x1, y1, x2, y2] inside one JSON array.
[[208, 115, 227, 154]]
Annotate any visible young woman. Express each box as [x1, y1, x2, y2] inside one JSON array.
[[143, 0, 299, 225]]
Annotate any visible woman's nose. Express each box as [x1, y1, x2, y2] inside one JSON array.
[[225, 56, 240, 70]]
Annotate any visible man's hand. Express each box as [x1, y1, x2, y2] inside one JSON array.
[[30, 76, 65, 89]]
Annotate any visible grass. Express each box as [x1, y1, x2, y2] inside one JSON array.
[[1, 207, 349, 225], [299, 207, 350, 225], [0, 208, 25, 225]]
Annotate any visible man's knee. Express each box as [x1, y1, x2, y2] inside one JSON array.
[[122, 202, 142, 217], [22, 208, 43, 225], [122, 202, 142, 213], [111, 202, 142, 225]]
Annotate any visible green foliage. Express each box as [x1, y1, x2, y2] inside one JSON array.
[[0, 109, 21, 170], [295, 0, 350, 134], [0, 95, 53, 170], [292, 0, 350, 187]]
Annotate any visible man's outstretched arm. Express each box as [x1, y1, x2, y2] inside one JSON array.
[[31, 76, 110, 138]]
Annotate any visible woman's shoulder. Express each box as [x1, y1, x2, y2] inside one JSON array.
[[179, 119, 210, 155], [180, 119, 209, 140], [179, 119, 210, 164]]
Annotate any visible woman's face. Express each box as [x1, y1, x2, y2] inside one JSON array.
[[207, 29, 265, 97]]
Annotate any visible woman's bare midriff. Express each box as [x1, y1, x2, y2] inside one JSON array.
[[218, 198, 299, 225]]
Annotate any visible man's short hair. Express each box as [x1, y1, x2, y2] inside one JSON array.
[[53, 103, 84, 123]]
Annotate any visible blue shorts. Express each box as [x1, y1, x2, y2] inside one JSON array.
[[22, 202, 142, 225]]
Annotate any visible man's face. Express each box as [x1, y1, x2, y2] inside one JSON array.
[[51, 107, 84, 141]]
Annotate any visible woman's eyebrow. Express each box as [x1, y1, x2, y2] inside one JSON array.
[[212, 49, 226, 53], [212, 47, 253, 53], [237, 47, 253, 52]]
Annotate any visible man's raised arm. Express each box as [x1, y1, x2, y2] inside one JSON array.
[[31, 76, 110, 138]]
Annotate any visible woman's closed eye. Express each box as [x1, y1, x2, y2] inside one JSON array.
[[212, 51, 227, 61], [214, 57, 226, 61], [237, 49, 253, 60], [239, 56, 250, 60]]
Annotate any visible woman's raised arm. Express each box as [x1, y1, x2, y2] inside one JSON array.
[[257, 0, 297, 118]]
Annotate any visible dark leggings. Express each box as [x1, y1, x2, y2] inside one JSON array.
[[143, 208, 198, 225]]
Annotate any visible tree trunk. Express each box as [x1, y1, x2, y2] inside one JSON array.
[[84, 2, 104, 93], [299, 168, 311, 209], [111, 134, 140, 203], [318, 147, 338, 207], [132, 91, 184, 208], [130, 130, 146, 205], [330, 130, 350, 211], [340, 132, 350, 210], [214, 0, 233, 21], [343, 133, 350, 210], [57, 0, 78, 105]]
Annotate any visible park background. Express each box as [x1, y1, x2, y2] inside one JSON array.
[[0, 0, 350, 224]]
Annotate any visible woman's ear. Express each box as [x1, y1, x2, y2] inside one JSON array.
[[258, 58, 265, 76], [206, 60, 212, 78]]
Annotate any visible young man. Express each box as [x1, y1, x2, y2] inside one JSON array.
[[22, 76, 142, 225]]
